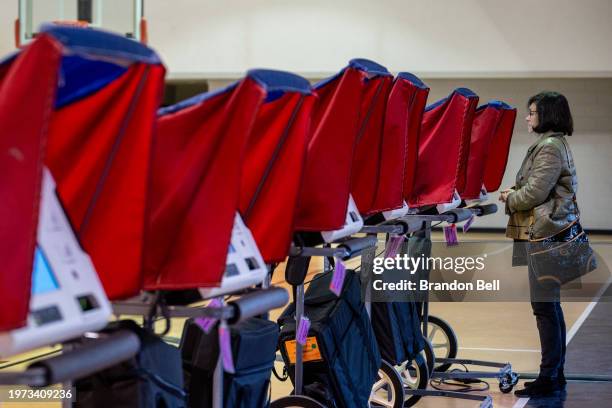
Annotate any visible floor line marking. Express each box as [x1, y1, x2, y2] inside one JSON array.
[[512, 275, 612, 408], [512, 397, 530, 408], [459, 347, 540, 353], [566, 275, 612, 344]]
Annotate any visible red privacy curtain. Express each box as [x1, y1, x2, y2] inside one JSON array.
[[376, 72, 429, 212], [145, 78, 265, 289], [41, 26, 166, 300], [294, 66, 364, 231], [349, 60, 393, 216], [46, 65, 165, 300], [483, 104, 516, 193], [462, 102, 504, 200], [409, 88, 479, 207], [0, 36, 60, 331], [239, 70, 314, 263], [396, 74, 430, 205]]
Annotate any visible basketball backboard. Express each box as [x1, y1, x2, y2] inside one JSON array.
[[16, 0, 145, 47]]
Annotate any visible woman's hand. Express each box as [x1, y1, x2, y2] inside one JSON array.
[[499, 188, 514, 203]]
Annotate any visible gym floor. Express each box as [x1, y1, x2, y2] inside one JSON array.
[[1, 231, 610, 408], [265, 231, 612, 408]]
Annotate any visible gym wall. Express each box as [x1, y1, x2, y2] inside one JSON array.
[[146, 0, 612, 78], [1, 1, 610, 230]]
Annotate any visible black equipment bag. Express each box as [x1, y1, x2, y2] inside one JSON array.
[[370, 235, 428, 364], [75, 320, 186, 408], [371, 301, 424, 365], [278, 271, 381, 408], [180, 317, 279, 408]]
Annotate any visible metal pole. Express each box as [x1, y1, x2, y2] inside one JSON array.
[[422, 221, 431, 337], [133, 0, 142, 41], [212, 354, 223, 408], [323, 243, 331, 273], [360, 237, 377, 317], [24, 0, 33, 41], [212, 298, 226, 408], [294, 284, 304, 395], [94, 0, 103, 27]]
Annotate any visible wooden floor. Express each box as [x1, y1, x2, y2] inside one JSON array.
[[2, 231, 611, 408], [265, 231, 612, 407]]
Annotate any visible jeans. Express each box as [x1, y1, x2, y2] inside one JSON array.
[[529, 266, 567, 378]]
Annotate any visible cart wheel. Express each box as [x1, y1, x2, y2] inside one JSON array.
[[499, 382, 514, 393], [421, 336, 435, 376], [396, 353, 429, 407], [271, 395, 327, 408], [369, 360, 405, 408], [427, 315, 458, 373], [498, 372, 519, 394]]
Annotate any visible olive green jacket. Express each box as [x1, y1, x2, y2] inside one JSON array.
[[505, 131, 579, 240]]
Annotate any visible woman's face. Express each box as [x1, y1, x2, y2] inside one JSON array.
[[526, 103, 539, 133]]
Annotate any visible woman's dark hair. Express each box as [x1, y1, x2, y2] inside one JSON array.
[[528, 91, 574, 136]]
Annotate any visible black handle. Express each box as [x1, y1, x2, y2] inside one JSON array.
[[285, 255, 311, 286], [228, 287, 289, 324], [337, 236, 377, 260], [29, 330, 140, 385], [443, 208, 474, 223], [472, 203, 498, 217]]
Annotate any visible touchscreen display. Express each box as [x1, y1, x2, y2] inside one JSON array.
[[32, 246, 60, 294]]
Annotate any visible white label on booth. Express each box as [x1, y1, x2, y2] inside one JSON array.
[[321, 195, 363, 243], [199, 213, 267, 299]]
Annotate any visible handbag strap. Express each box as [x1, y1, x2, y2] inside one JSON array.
[[557, 136, 581, 219], [528, 135, 579, 238]]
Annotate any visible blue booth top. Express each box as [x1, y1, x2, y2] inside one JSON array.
[[314, 58, 391, 90], [425, 87, 478, 112], [159, 69, 312, 115], [397, 72, 429, 90], [41, 24, 161, 65], [16, 25, 165, 108], [476, 100, 514, 111], [348, 58, 391, 77]]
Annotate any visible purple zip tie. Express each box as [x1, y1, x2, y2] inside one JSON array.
[[194, 297, 223, 334], [330, 258, 346, 296], [463, 214, 475, 233], [296, 316, 311, 346], [384, 235, 405, 258], [218, 322, 235, 374], [444, 224, 459, 246]]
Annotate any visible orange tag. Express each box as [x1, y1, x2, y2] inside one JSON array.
[[284, 336, 323, 364], [52, 20, 90, 28]]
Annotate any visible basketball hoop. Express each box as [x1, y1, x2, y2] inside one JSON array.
[[51, 20, 90, 28], [15, 0, 145, 48]]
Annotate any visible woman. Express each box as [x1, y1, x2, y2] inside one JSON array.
[[500, 91, 577, 397]]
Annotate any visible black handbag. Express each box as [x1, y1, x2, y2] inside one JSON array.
[[528, 219, 597, 286]]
